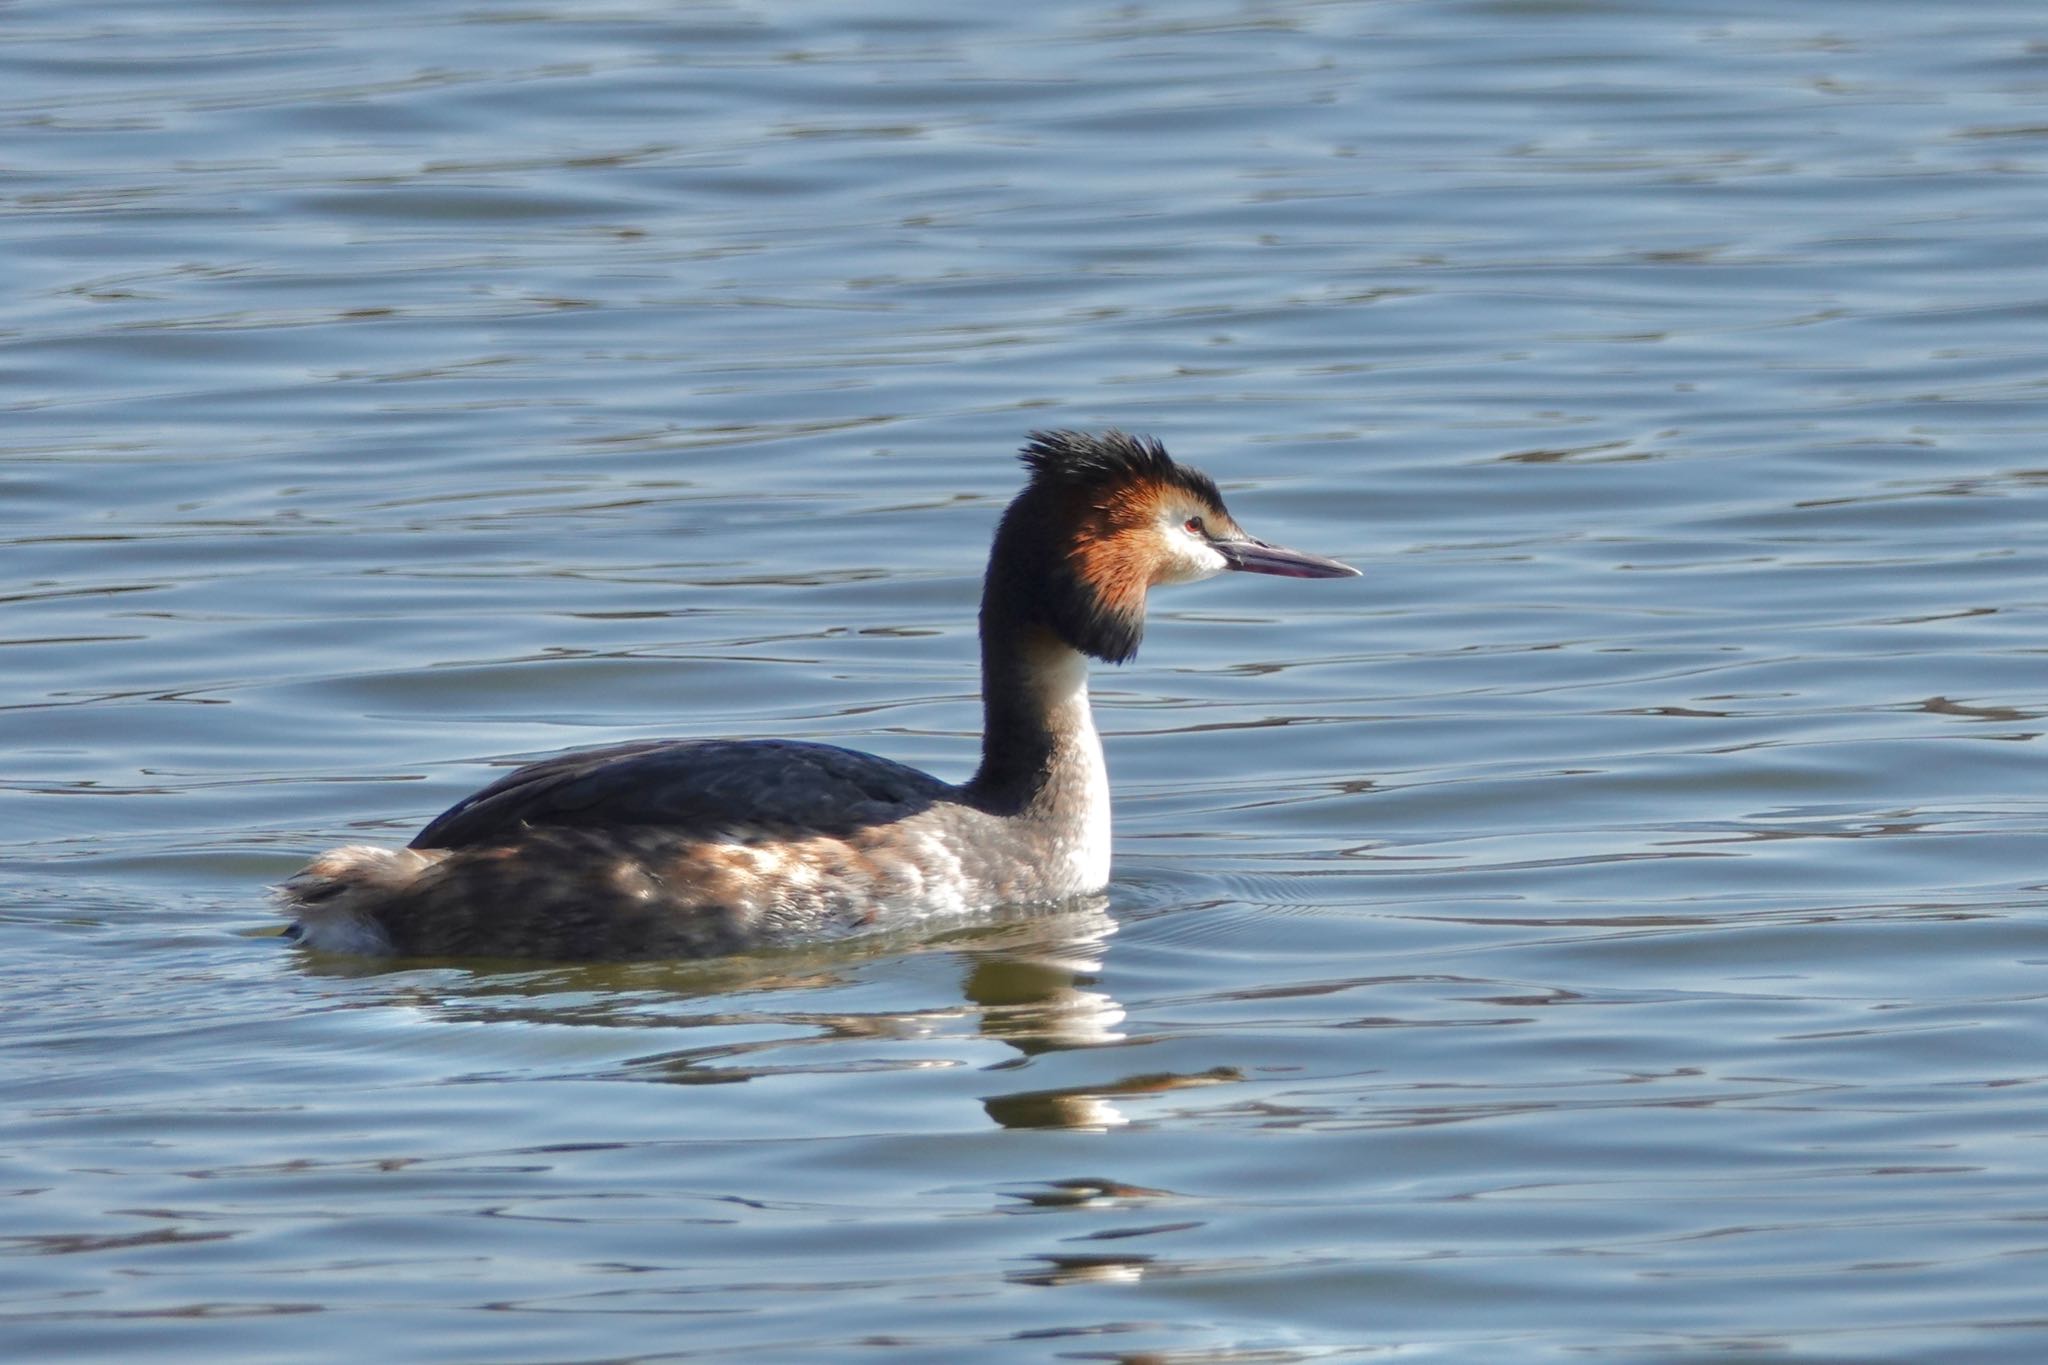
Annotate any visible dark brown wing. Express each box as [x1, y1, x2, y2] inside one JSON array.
[[409, 738, 954, 849]]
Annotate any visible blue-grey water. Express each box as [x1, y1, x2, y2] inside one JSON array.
[[5, 1, 2046, 1360]]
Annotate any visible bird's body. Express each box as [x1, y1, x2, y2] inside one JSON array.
[[280, 431, 1356, 960]]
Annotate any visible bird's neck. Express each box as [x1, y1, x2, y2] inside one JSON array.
[[966, 607, 1109, 839], [963, 502, 1124, 891]]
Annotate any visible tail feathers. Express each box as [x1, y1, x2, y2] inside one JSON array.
[[276, 844, 447, 954]]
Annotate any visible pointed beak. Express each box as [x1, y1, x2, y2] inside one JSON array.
[[1215, 536, 1361, 579]]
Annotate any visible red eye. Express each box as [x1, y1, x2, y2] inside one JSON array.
[[1184, 516, 1206, 536]]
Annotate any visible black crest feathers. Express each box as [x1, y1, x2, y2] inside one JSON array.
[[1018, 429, 1222, 508]]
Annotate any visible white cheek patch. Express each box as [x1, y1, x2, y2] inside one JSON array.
[[1155, 515, 1229, 586]]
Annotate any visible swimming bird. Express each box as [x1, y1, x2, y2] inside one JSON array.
[[279, 430, 1358, 959]]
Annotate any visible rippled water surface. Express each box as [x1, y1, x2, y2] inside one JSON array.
[[6, 1, 2047, 1359]]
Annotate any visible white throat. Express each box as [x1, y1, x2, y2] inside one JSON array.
[[1036, 645, 1113, 893]]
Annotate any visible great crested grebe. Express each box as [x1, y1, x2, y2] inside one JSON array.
[[279, 430, 1357, 960]]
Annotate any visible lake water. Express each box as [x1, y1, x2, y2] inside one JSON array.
[[5, 0, 2047, 1359]]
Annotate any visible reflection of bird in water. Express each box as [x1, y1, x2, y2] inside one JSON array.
[[280, 430, 1356, 960], [962, 933, 1127, 1055], [980, 1063, 1243, 1132]]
